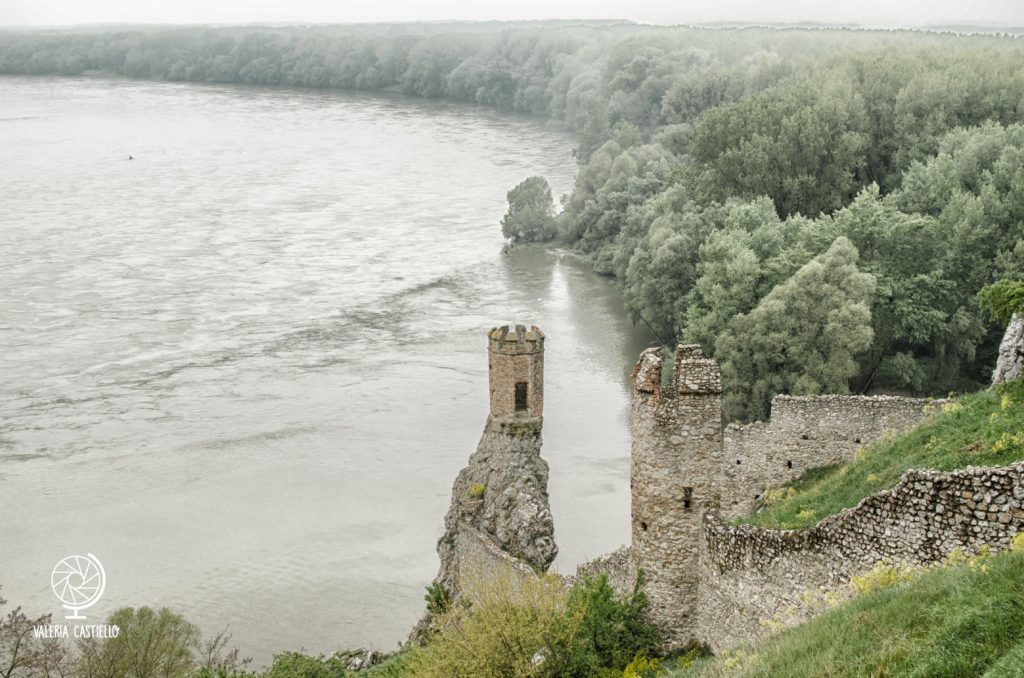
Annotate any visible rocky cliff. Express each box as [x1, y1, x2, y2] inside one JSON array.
[[434, 417, 557, 598], [994, 315, 1024, 385]]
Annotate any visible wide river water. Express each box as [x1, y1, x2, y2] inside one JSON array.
[[0, 76, 652, 664]]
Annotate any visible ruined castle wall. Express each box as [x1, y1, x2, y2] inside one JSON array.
[[721, 395, 941, 518], [570, 546, 636, 596], [696, 462, 1024, 650], [453, 526, 538, 596], [631, 346, 723, 649]]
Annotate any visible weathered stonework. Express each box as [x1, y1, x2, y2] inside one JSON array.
[[630, 345, 723, 650], [422, 331, 1024, 658], [418, 324, 555, 643], [697, 463, 1024, 650], [722, 394, 941, 518], [624, 344, 952, 651], [570, 545, 637, 595], [488, 324, 545, 419], [994, 315, 1024, 385]]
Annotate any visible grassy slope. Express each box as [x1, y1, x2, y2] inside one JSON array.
[[741, 379, 1024, 529], [666, 546, 1024, 677]]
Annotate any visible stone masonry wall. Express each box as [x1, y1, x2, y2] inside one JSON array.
[[454, 525, 538, 594], [696, 462, 1024, 650], [570, 545, 637, 595], [488, 324, 545, 419], [631, 345, 723, 650], [721, 395, 941, 519]]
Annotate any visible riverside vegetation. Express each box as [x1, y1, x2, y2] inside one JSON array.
[[6, 19, 1024, 678], [4, 22, 1024, 420]]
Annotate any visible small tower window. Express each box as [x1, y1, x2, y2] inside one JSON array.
[[514, 382, 528, 412], [683, 487, 693, 511]]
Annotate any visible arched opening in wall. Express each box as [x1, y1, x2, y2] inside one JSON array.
[[786, 460, 793, 469], [683, 487, 693, 511], [514, 382, 528, 412], [640, 521, 648, 532]]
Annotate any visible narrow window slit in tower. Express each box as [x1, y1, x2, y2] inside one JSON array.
[[683, 487, 693, 511], [786, 460, 793, 469], [514, 382, 528, 412], [640, 521, 648, 531]]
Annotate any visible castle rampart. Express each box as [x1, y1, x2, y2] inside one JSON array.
[[432, 333, 1024, 657], [625, 344, 955, 651], [696, 462, 1024, 649], [722, 394, 942, 518]]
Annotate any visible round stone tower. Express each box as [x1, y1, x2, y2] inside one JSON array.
[[487, 324, 545, 420], [630, 344, 723, 649]]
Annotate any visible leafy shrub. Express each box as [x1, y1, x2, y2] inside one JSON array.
[[979, 279, 1024, 323], [79, 607, 200, 678], [424, 583, 451, 615], [404, 570, 659, 677], [404, 570, 575, 677], [467, 483, 486, 499], [262, 652, 349, 678]]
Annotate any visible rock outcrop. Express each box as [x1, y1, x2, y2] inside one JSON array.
[[434, 417, 557, 599], [993, 315, 1024, 385]]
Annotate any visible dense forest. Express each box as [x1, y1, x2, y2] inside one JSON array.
[[4, 23, 1023, 420]]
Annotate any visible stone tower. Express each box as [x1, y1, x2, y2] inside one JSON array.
[[417, 324, 555, 638], [630, 344, 723, 649], [488, 324, 545, 420]]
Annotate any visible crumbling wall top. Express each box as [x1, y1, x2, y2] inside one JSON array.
[[674, 344, 722, 395], [488, 324, 545, 354], [632, 347, 663, 395]]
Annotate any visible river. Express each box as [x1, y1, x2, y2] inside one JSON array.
[[0, 76, 652, 665]]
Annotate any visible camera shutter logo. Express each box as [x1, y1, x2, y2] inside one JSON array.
[[51, 554, 106, 620]]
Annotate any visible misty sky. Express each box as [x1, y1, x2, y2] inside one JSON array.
[[3, 0, 1023, 28]]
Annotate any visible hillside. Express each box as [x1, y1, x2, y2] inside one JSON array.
[[740, 378, 1024, 530], [667, 539, 1024, 677]]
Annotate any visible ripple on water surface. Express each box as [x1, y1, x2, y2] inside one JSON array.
[[0, 76, 652, 666]]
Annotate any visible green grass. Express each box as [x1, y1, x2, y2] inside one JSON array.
[[664, 546, 1024, 677], [740, 380, 1024, 530]]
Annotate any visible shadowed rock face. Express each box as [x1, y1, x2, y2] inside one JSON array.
[[407, 415, 556, 645], [994, 315, 1024, 385], [434, 416, 557, 598]]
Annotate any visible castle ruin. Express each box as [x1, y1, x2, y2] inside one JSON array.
[[425, 325, 556, 620], [429, 333, 1024, 653]]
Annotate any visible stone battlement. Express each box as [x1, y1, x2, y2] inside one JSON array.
[[488, 324, 545, 353], [488, 324, 545, 419]]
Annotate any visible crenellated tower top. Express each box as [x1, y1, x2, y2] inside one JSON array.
[[487, 324, 545, 419]]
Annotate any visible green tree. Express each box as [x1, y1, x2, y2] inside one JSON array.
[[979, 280, 1024, 324], [689, 73, 870, 219], [716, 237, 876, 422], [78, 608, 198, 678], [501, 176, 557, 243], [0, 588, 69, 678]]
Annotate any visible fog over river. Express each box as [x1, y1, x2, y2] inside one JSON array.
[[0, 77, 652, 664]]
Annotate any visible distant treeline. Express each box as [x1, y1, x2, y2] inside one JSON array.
[[4, 24, 1024, 420]]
